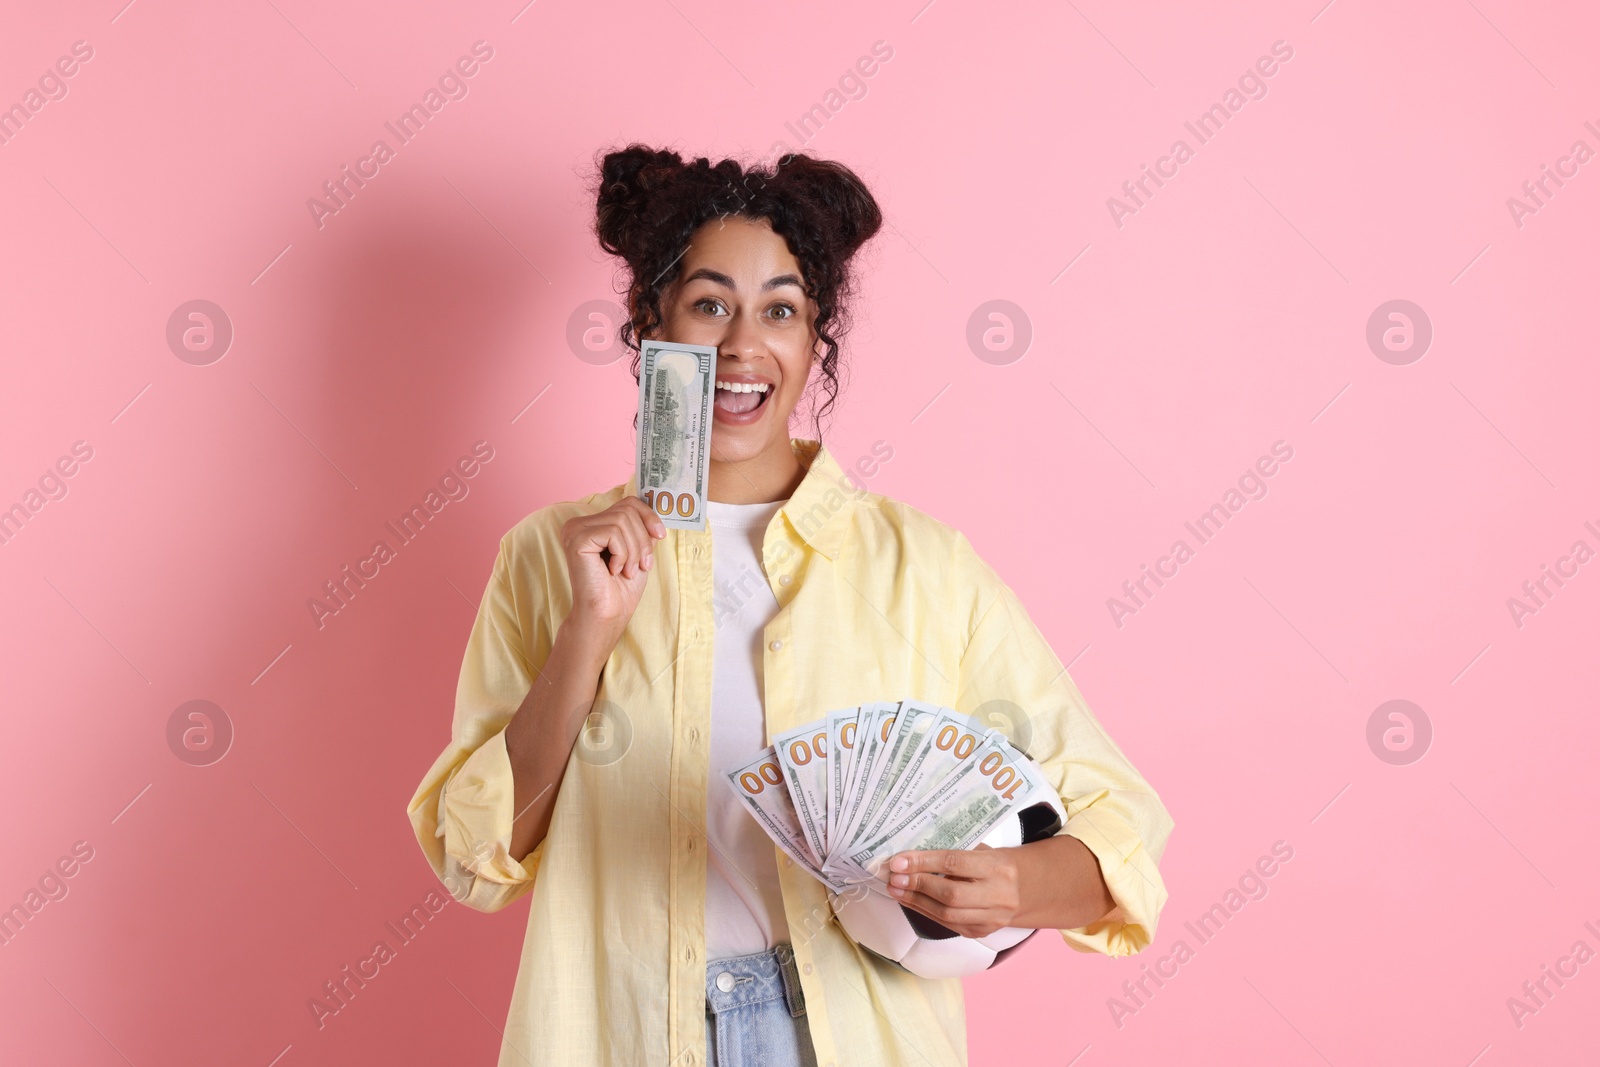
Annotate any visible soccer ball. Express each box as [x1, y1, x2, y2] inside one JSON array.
[[827, 780, 1068, 979]]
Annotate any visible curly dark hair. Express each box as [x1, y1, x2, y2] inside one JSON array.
[[592, 144, 883, 439]]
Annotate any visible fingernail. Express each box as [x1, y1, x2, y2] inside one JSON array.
[[889, 857, 907, 872], [890, 874, 908, 887], [888, 885, 904, 896]]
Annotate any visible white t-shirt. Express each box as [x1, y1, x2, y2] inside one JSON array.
[[704, 497, 792, 960]]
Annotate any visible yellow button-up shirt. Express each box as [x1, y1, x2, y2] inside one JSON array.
[[407, 438, 1173, 1067]]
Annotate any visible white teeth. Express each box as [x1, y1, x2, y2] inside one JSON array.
[[716, 381, 769, 393]]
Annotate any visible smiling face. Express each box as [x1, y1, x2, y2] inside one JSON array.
[[647, 215, 819, 477]]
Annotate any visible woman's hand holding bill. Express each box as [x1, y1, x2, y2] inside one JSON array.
[[561, 495, 667, 647], [503, 497, 666, 862]]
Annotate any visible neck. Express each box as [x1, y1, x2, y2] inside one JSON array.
[[707, 439, 808, 503]]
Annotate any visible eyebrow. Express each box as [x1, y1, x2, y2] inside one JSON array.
[[682, 268, 805, 292]]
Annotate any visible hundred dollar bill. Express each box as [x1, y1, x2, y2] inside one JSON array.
[[844, 747, 1002, 882], [849, 699, 943, 847], [824, 706, 863, 855], [827, 720, 926, 883], [837, 702, 893, 826], [875, 708, 991, 832], [829, 703, 924, 883], [823, 701, 901, 877], [860, 730, 1041, 866], [772, 720, 831, 865], [726, 748, 847, 890], [830, 702, 890, 857], [636, 339, 715, 531], [848, 731, 1044, 878]]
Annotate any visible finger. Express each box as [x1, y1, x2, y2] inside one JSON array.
[[566, 517, 629, 578], [890, 871, 971, 908], [587, 521, 630, 576], [892, 890, 987, 927], [603, 503, 652, 578], [626, 506, 658, 569], [614, 508, 651, 578], [618, 499, 668, 574], [603, 516, 637, 579], [601, 524, 627, 575], [893, 893, 1001, 938], [631, 511, 661, 569], [624, 496, 669, 540], [888, 849, 984, 879]]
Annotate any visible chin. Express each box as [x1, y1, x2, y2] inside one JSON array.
[[712, 429, 778, 463]]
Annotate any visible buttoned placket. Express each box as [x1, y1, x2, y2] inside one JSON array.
[[761, 512, 841, 1067], [660, 449, 856, 1067], [670, 527, 715, 1067]]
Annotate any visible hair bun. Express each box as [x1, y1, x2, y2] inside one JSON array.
[[596, 145, 687, 257], [772, 154, 883, 256]]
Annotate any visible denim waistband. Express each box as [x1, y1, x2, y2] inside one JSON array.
[[704, 942, 806, 1019]]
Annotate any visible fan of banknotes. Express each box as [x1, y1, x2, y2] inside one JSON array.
[[725, 698, 1050, 897]]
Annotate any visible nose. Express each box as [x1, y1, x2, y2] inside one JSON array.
[[719, 306, 763, 363]]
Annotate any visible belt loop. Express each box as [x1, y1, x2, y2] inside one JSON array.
[[774, 942, 806, 1018]]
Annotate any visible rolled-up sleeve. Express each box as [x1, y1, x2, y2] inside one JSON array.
[[407, 532, 549, 914], [951, 530, 1174, 957]]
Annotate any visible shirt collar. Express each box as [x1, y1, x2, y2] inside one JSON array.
[[621, 438, 860, 561], [777, 439, 859, 560]]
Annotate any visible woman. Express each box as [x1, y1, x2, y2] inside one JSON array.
[[408, 146, 1174, 1067]]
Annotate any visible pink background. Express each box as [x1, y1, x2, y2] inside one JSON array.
[[2, 0, 1597, 1064]]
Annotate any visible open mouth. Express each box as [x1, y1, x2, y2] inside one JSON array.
[[713, 379, 773, 417]]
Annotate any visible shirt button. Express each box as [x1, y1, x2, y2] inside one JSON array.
[[803, 963, 813, 975], [779, 573, 792, 586], [716, 971, 736, 992], [686, 946, 696, 962], [687, 726, 699, 743], [687, 838, 696, 853], [783, 856, 793, 867], [769, 639, 783, 652]]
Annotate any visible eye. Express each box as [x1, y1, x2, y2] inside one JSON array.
[[693, 297, 727, 316], [769, 303, 796, 321]]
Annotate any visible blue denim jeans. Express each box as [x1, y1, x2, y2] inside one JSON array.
[[704, 942, 818, 1067]]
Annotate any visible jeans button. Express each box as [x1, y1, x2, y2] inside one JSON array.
[[716, 971, 736, 993]]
